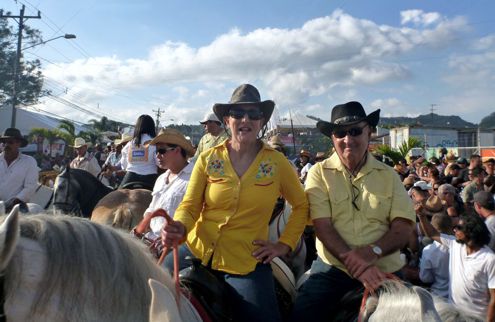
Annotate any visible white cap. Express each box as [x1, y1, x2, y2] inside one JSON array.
[[408, 180, 432, 196], [200, 112, 221, 124]]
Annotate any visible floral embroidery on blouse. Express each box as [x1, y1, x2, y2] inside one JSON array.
[[256, 159, 276, 180], [207, 159, 225, 176]]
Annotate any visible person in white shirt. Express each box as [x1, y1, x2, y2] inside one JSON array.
[[299, 149, 313, 183], [419, 212, 451, 298], [418, 208, 495, 321], [143, 128, 195, 238], [119, 115, 158, 189], [0, 128, 39, 211], [70, 137, 101, 177]]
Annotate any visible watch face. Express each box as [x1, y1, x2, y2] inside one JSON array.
[[373, 246, 382, 255]]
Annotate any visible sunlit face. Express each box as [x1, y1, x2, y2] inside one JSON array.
[[224, 105, 264, 145], [453, 220, 467, 244], [75, 145, 87, 157], [155, 143, 177, 169], [204, 121, 222, 136], [485, 162, 494, 175], [331, 122, 371, 166]]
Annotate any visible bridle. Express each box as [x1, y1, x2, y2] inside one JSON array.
[[53, 172, 82, 216]]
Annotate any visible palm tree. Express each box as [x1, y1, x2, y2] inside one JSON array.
[[57, 120, 77, 148], [29, 128, 60, 156]]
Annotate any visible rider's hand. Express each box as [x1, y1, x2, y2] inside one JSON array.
[[356, 265, 388, 291], [340, 247, 378, 279], [160, 220, 186, 248], [251, 240, 291, 264]]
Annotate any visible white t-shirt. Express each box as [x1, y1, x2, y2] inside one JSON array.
[[144, 162, 194, 236], [485, 215, 495, 252], [300, 163, 312, 182], [419, 240, 450, 298], [440, 234, 495, 319], [0, 153, 39, 202], [120, 134, 157, 175]]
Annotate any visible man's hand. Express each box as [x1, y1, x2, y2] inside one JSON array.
[[252, 240, 291, 264], [356, 265, 388, 291], [340, 247, 378, 278], [160, 220, 186, 248]]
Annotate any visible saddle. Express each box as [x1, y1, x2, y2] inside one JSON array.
[[179, 258, 233, 322]]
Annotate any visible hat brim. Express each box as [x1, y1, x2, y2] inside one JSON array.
[[212, 100, 275, 126], [317, 109, 380, 137], [147, 134, 195, 157], [0, 136, 28, 147]]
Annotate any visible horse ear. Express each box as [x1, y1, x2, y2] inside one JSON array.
[[0, 205, 20, 271], [413, 286, 442, 322], [148, 278, 183, 322]]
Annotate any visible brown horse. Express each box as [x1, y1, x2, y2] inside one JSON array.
[[91, 189, 152, 230]]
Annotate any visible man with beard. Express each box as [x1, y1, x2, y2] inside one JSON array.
[[418, 211, 495, 321], [0, 128, 39, 211]]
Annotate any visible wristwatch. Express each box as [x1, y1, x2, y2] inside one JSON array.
[[369, 244, 383, 257]]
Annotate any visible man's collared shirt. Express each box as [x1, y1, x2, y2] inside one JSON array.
[[70, 152, 101, 177], [145, 162, 195, 235], [193, 130, 229, 159], [305, 152, 415, 274], [0, 152, 39, 202], [175, 141, 309, 275]]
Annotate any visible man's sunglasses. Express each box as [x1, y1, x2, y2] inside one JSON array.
[[453, 224, 464, 231], [332, 125, 367, 139], [156, 147, 176, 155], [228, 109, 264, 120]]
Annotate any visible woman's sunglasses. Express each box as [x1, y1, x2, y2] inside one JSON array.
[[228, 109, 264, 120], [332, 125, 367, 139], [156, 147, 175, 155]]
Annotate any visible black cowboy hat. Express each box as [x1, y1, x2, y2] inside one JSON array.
[[0, 128, 28, 147], [317, 101, 380, 137], [213, 84, 275, 126]]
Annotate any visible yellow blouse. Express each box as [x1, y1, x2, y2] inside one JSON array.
[[174, 141, 309, 275]]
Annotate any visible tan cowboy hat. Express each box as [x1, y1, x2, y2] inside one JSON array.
[[317, 101, 380, 138], [114, 133, 133, 146], [212, 84, 275, 126], [71, 137, 87, 148], [0, 128, 28, 147], [147, 128, 195, 157], [424, 195, 444, 213]]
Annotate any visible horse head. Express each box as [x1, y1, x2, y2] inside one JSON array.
[[53, 167, 113, 218]]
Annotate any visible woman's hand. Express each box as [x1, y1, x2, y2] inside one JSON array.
[[160, 220, 186, 247], [252, 240, 291, 264]]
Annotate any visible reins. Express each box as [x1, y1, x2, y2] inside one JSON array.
[[357, 273, 401, 322], [133, 209, 182, 302]]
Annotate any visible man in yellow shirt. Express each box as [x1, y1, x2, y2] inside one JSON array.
[[291, 101, 415, 322]]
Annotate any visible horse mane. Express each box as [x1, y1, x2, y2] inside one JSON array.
[[365, 281, 482, 322], [4, 214, 174, 322]]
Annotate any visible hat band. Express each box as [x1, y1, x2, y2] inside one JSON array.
[[333, 115, 363, 125]]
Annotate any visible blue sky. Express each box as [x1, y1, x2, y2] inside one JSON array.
[[3, 0, 495, 126]]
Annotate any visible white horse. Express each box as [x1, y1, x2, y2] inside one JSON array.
[[0, 206, 200, 322]]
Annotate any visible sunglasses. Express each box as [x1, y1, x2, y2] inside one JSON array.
[[332, 125, 367, 139], [156, 147, 176, 155], [228, 109, 264, 120], [453, 224, 464, 231]]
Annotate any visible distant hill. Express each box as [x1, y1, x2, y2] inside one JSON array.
[[379, 113, 476, 129], [479, 111, 495, 129]]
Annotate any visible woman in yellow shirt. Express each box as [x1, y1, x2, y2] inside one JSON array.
[[161, 84, 308, 322]]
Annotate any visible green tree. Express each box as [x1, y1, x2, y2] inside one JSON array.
[[78, 130, 100, 146], [0, 14, 46, 106], [29, 128, 59, 156]]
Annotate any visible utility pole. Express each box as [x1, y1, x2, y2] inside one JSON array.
[[289, 109, 296, 155], [152, 107, 163, 129], [430, 104, 437, 116], [1, 5, 41, 128]]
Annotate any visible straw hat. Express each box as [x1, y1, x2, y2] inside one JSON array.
[[71, 137, 87, 148], [315, 152, 326, 160], [424, 195, 444, 213], [147, 128, 195, 157], [114, 133, 133, 146]]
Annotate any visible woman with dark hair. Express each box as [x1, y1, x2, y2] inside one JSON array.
[[119, 114, 158, 189], [160, 84, 308, 322]]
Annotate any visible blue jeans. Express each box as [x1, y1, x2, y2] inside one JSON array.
[[290, 257, 363, 322], [163, 244, 282, 322]]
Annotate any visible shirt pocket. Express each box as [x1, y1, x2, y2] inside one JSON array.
[[365, 192, 392, 224], [328, 186, 350, 220]]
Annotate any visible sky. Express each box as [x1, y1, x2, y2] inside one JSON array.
[[3, 0, 495, 126]]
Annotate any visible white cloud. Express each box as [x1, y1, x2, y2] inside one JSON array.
[[41, 9, 470, 124]]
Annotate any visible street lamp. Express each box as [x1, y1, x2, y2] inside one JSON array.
[[22, 34, 76, 51], [10, 33, 76, 128]]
